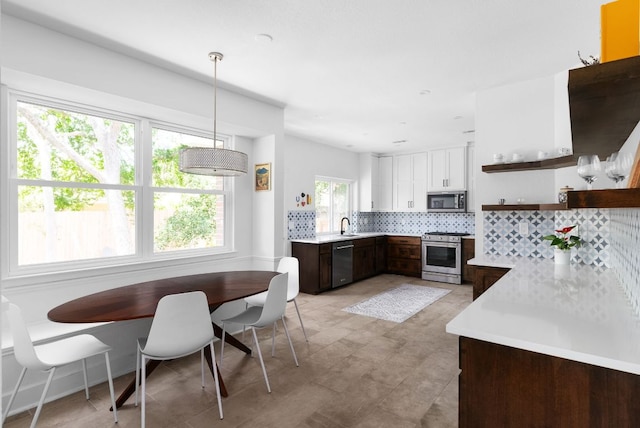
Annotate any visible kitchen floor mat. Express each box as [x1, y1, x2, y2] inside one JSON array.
[[342, 283, 451, 323]]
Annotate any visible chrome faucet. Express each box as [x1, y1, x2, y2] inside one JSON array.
[[340, 217, 351, 235]]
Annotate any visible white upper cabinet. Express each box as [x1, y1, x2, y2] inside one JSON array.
[[359, 154, 392, 211], [358, 154, 378, 212], [394, 152, 427, 211], [378, 156, 393, 211], [427, 146, 467, 191]]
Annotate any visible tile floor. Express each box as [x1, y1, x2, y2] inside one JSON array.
[[4, 274, 472, 428]]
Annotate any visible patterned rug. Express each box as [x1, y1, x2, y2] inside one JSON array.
[[342, 284, 451, 323]]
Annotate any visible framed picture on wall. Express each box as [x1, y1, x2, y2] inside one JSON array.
[[255, 163, 271, 191]]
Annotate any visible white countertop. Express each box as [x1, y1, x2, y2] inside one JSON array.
[[290, 232, 416, 244], [447, 255, 640, 375]]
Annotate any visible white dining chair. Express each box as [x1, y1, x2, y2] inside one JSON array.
[[2, 299, 118, 428], [244, 256, 309, 341], [135, 290, 223, 427], [221, 272, 298, 393]]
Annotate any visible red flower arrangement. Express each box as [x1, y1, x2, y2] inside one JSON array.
[[542, 225, 581, 250]]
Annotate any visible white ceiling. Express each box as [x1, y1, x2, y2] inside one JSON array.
[[2, 0, 605, 154]]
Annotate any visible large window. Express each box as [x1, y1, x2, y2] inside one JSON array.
[[7, 93, 233, 275], [315, 177, 352, 234]]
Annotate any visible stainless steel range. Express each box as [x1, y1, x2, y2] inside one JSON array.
[[421, 232, 469, 284]]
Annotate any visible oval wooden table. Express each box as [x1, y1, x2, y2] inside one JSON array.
[[48, 270, 280, 409]]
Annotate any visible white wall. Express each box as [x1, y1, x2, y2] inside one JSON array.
[[475, 74, 561, 254], [282, 135, 360, 249], [283, 134, 360, 210]]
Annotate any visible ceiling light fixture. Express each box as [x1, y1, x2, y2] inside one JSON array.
[[179, 52, 248, 176], [254, 33, 273, 43]]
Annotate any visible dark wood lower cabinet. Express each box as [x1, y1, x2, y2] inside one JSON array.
[[353, 238, 376, 281], [459, 337, 640, 428], [292, 242, 332, 294], [293, 234, 421, 294], [375, 236, 387, 274], [386, 236, 421, 277], [461, 238, 475, 283], [473, 265, 510, 300]]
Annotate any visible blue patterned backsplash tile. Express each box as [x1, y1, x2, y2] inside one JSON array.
[[288, 210, 475, 239], [360, 211, 475, 235], [610, 208, 640, 316], [287, 210, 316, 240], [483, 209, 611, 267]]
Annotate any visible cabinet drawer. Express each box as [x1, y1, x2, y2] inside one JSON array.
[[387, 258, 421, 276], [387, 244, 421, 259], [387, 236, 420, 246], [353, 238, 375, 248]]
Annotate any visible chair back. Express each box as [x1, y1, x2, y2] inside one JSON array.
[[5, 302, 49, 371], [277, 257, 300, 301], [254, 273, 289, 328], [142, 291, 214, 359]]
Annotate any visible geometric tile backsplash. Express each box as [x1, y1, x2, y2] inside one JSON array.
[[483, 209, 611, 267], [609, 208, 640, 317], [287, 210, 476, 240], [287, 210, 316, 240]]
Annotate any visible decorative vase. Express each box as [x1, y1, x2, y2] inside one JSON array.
[[554, 248, 571, 265]]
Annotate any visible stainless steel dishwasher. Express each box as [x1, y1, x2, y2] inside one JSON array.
[[332, 241, 354, 288]]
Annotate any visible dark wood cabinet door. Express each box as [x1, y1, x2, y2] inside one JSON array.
[[386, 235, 421, 277], [375, 236, 387, 274], [319, 244, 332, 291], [462, 238, 475, 283], [353, 238, 376, 281], [459, 337, 640, 428], [292, 242, 332, 294]]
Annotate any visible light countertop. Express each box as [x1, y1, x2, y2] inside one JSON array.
[[290, 232, 418, 244], [447, 255, 640, 375]]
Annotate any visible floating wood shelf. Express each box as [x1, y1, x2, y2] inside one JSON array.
[[482, 189, 640, 211], [566, 188, 640, 208], [482, 155, 575, 173], [482, 203, 567, 211]]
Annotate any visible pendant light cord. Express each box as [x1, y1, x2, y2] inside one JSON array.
[[213, 55, 218, 149]]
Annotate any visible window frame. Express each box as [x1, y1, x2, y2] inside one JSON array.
[[2, 88, 237, 283], [315, 176, 353, 236]]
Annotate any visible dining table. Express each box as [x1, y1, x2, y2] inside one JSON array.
[[47, 270, 280, 409]]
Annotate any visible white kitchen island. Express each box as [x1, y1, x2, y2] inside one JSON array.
[[446, 255, 640, 427]]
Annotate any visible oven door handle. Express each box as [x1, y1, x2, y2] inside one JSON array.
[[423, 241, 460, 249]]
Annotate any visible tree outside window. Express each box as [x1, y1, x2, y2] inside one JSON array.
[[315, 177, 351, 234], [12, 98, 229, 271]]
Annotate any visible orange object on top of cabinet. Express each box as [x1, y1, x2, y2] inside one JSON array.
[[601, 0, 640, 62]]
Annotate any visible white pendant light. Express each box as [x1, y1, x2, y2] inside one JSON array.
[[179, 52, 248, 176]]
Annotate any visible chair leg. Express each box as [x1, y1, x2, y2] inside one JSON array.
[[30, 367, 56, 428], [251, 327, 271, 393], [293, 298, 309, 342], [2, 366, 27, 424], [141, 355, 147, 428], [209, 342, 224, 420], [220, 324, 227, 369], [281, 316, 299, 367], [104, 352, 118, 423], [271, 323, 276, 357], [81, 358, 90, 399], [135, 344, 141, 406], [200, 348, 205, 388]]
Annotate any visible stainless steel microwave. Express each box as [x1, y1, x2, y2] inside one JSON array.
[[427, 191, 466, 213]]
